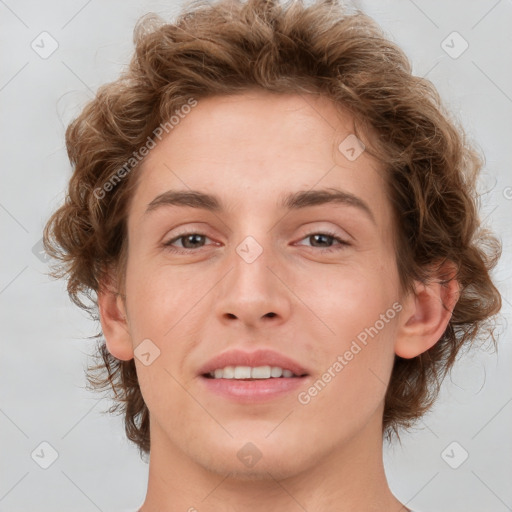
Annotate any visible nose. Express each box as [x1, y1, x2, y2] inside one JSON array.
[[213, 235, 293, 328]]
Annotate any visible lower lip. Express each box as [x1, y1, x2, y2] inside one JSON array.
[[199, 376, 308, 403]]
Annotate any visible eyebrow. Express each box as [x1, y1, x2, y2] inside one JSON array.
[[145, 187, 375, 224]]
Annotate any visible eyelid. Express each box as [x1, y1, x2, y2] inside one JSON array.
[[161, 222, 216, 242], [295, 223, 352, 243]]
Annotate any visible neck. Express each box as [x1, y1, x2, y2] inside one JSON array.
[[138, 411, 409, 512]]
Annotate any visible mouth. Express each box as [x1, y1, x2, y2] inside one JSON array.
[[202, 365, 308, 380], [199, 363, 309, 403], [197, 349, 310, 402]]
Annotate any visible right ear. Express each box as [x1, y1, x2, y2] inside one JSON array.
[[97, 276, 134, 361]]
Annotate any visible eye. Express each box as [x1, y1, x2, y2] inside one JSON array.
[[296, 231, 350, 252], [162, 230, 350, 254], [163, 232, 214, 252]]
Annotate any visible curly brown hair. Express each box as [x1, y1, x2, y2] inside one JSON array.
[[43, 0, 502, 458]]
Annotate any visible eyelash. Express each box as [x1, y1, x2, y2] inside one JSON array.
[[162, 230, 350, 254]]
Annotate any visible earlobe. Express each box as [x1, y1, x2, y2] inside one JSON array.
[[394, 269, 460, 359], [97, 281, 134, 361]]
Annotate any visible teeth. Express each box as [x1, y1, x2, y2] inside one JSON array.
[[223, 366, 235, 379], [207, 365, 299, 379], [234, 366, 251, 379], [270, 366, 282, 378], [252, 366, 271, 379]]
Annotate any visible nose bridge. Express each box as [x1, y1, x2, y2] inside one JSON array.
[[214, 230, 291, 324], [234, 234, 273, 291]]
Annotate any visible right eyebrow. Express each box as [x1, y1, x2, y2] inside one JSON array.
[[145, 190, 221, 214]]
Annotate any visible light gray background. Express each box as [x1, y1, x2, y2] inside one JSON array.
[[1, 1, 511, 511]]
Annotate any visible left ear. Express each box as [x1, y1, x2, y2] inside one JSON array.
[[394, 261, 460, 359]]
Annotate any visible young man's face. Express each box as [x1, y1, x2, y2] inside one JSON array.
[[112, 91, 407, 478]]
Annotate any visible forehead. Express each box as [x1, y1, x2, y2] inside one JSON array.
[[128, 91, 390, 224], [145, 91, 359, 164]]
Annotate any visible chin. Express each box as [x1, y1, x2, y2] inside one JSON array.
[[203, 457, 308, 482], [191, 440, 315, 482]]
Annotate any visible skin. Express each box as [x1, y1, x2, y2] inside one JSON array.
[[98, 91, 459, 512]]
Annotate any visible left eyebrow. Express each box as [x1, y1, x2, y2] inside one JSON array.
[[280, 188, 375, 224], [144, 187, 375, 224]]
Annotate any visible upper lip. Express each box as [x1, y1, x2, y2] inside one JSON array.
[[198, 349, 310, 376]]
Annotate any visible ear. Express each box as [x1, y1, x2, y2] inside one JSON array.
[[394, 262, 460, 359], [97, 276, 134, 361]]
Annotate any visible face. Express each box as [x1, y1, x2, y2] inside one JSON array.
[[117, 91, 405, 479]]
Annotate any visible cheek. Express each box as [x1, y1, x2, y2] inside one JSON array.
[[124, 257, 198, 340], [303, 260, 399, 391], [309, 260, 397, 335], [298, 293, 399, 436]]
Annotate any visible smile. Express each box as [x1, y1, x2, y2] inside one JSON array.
[[204, 365, 303, 379]]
